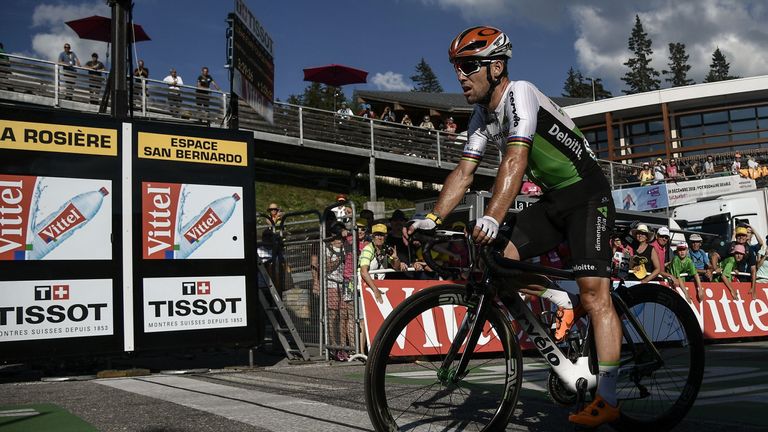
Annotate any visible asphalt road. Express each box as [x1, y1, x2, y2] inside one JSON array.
[[0, 341, 765, 431]]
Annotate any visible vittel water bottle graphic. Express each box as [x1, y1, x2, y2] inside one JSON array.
[[176, 193, 240, 259], [28, 187, 109, 260]]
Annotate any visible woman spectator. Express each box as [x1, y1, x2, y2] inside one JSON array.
[[380, 106, 396, 122], [401, 114, 413, 126], [704, 155, 716, 174], [630, 224, 661, 282], [639, 162, 654, 186]]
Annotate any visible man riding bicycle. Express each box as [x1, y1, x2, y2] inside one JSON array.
[[407, 26, 622, 428]]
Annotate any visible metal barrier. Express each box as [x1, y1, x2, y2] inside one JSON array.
[[1, 52, 640, 187]]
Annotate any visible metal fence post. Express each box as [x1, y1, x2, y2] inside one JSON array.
[[53, 65, 59, 107], [222, 92, 227, 121], [370, 119, 377, 201], [436, 131, 442, 168], [299, 106, 304, 145], [141, 78, 147, 116]]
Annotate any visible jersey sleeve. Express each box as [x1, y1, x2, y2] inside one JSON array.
[[506, 81, 539, 149], [462, 106, 488, 163], [359, 243, 374, 267]]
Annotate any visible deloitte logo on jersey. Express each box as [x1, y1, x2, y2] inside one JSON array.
[[547, 124, 584, 159]]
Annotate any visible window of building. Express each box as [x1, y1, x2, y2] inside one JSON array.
[[582, 126, 618, 159], [623, 119, 664, 155]]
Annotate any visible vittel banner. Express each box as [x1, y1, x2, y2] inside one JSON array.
[[143, 275, 247, 333], [142, 182, 244, 259], [0, 174, 112, 261], [0, 279, 113, 342]]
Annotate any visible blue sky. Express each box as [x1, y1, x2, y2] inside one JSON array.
[[3, 1, 768, 102]]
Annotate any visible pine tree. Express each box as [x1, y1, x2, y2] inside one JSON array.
[[662, 42, 695, 87], [286, 83, 347, 111], [562, 68, 612, 100], [621, 15, 661, 94], [411, 58, 443, 93], [704, 47, 739, 82]]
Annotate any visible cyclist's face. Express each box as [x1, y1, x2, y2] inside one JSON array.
[[455, 59, 501, 104]]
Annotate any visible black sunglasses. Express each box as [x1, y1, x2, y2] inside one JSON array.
[[453, 59, 494, 77], [268, 208, 280, 211]]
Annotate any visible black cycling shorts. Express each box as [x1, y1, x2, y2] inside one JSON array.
[[499, 171, 615, 278]]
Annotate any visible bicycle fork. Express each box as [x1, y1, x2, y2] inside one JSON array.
[[437, 290, 491, 384]]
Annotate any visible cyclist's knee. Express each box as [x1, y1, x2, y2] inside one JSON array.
[[577, 277, 611, 314]]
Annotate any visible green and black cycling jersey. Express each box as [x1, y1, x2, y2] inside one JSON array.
[[463, 80, 601, 192]]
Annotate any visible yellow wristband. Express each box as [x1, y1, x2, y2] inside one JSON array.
[[425, 212, 442, 225]]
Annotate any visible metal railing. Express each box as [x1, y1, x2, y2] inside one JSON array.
[[0, 52, 638, 185]]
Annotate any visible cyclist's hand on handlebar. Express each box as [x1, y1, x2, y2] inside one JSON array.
[[472, 215, 499, 245], [405, 217, 437, 238]]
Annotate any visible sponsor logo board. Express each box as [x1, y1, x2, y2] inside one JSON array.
[[0, 174, 111, 261], [0, 119, 117, 156], [142, 182, 244, 259], [143, 276, 247, 332], [138, 132, 247, 166], [0, 279, 113, 342]]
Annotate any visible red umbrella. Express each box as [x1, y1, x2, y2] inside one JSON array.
[[303, 64, 368, 87], [66, 15, 151, 43]]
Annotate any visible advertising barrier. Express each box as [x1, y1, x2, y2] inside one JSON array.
[[0, 107, 260, 361], [360, 279, 768, 356]]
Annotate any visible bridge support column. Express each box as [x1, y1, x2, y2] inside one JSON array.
[[368, 156, 377, 201]]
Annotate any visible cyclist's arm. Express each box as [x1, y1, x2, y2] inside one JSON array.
[[433, 159, 478, 219], [483, 145, 527, 224]]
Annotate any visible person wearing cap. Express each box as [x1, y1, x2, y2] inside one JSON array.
[[668, 242, 701, 303], [84, 52, 105, 104], [651, 226, 673, 271], [688, 233, 713, 282], [731, 152, 742, 175], [360, 223, 403, 304], [653, 158, 666, 184], [331, 194, 352, 229], [630, 224, 661, 282], [716, 244, 749, 300], [639, 162, 654, 186]]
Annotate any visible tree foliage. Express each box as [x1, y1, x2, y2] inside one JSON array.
[[562, 67, 612, 100], [662, 42, 695, 87], [704, 47, 739, 83], [286, 83, 347, 111], [621, 15, 661, 94], [411, 58, 443, 93]]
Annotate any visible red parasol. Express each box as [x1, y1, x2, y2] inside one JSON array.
[[66, 15, 151, 43], [303, 64, 368, 87]]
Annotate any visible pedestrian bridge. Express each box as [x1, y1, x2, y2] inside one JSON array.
[[0, 53, 631, 196]]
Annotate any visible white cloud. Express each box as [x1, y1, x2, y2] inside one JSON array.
[[371, 72, 413, 91], [570, 0, 768, 93], [29, 2, 111, 64], [415, 0, 567, 28]]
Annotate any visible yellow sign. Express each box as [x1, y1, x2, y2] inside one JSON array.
[[138, 132, 247, 166], [0, 120, 117, 156]]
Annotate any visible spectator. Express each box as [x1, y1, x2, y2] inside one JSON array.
[[667, 243, 701, 303], [331, 193, 352, 228], [731, 152, 742, 174], [196, 66, 220, 117], [666, 158, 680, 179], [755, 237, 768, 292], [704, 155, 715, 175], [442, 116, 457, 142], [380, 106, 396, 122], [84, 52, 105, 104], [325, 231, 350, 360], [716, 244, 749, 300], [419, 115, 435, 130], [688, 233, 713, 282], [359, 223, 403, 304], [358, 104, 376, 119], [336, 101, 353, 119], [386, 209, 410, 264], [629, 224, 660, 282], [163, 68, 183, 115], [133, 59, 149, 78], [521, 178, 542, 196], [747, 155, 760, 179], [651, 226, 672, 271], [354, 219, 371, 244], [639, 162, 654, 186], [652, 158, 666, 183], [400, 114, 413, 126], [611, 234, 632, 279], [359, 208, 374, 231], [447, 221, 470, 269], [57, 43, 79, 100], [266, 202, 283, 227]]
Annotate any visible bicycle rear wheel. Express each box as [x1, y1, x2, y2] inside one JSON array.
[[365, 284, 522, 431], [612, 284, 704, 431]]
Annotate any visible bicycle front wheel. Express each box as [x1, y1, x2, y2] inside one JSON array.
[[365, 284, 522, 432], [613, 283, 705, 431]]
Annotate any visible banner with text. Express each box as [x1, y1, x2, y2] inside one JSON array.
[[613, 183, 669, 212], [666, 175, 756, 206], [143, 275, 247, 333], [138, 132, 247, 166], [0, 119, 117, 157], [142, 182, 244, 260], [0, 279, 114, 342], [0, 174, 112, 261], [361, 279, 768, 356]]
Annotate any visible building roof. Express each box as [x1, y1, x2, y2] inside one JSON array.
[[354, 90, 589, 115]]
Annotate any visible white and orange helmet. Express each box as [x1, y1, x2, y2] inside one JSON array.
[[448, 26, 512, 62]]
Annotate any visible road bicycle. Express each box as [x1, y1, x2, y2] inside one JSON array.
[[364, 230, 704, 431]]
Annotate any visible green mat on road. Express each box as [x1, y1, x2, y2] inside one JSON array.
[[0, 403, 98, 432]]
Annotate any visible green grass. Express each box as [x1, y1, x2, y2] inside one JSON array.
[[0, 403, 98, 432]]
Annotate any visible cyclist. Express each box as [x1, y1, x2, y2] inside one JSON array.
[[407, 26, 621, 428]]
